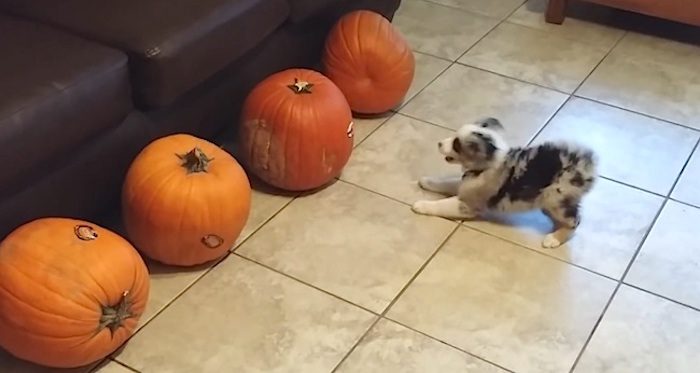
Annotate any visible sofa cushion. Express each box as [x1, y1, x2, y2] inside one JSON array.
[[0, 0, 291, 108], [0, 15, 132, 196], [287, 0, 341, 23], [286, 0, 402, 23], [0, 112, 152, 237]]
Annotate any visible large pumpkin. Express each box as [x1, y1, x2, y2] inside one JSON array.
[[240, 68, 354, 191], [323, 10, 415, 114], [123, 134, 251, 266], [0, 218, 149, 368]]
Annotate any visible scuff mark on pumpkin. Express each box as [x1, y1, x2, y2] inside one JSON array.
[[201, 234, 224, 249], [74, 225, 98, 241], [247, 119, 272, 172], [321, 149, 336, 174]]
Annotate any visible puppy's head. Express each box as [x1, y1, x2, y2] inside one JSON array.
[[438, 117, 508, 169]]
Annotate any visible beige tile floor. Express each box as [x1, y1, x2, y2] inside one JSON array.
[[4, 1, 700, 372]]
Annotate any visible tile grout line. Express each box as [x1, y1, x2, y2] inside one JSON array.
[[525, 95, 575, 147], [397, 0, 518, 112], [380, 110, 697, 205], [454, 61, 572, 95], [381, 226, 460, 316], [597, 175, 666, 198], [377, 224, 518, 373], [623, 282, 700, 313], [393, 50, 453, 112], [247, 235, 532, 372], [570, 31, 700, 133], [568, 198, 669, 372], [336, 180, 665, 371], [526, 29, 627, 148], [460, 223, 619, 280], [110, 251, 234, 366], [338, 178, 621, 282], [570, 30, 628, 97], [394, 111, 464, 132], [336, 178, 420, 207], [328, 317, 383, 373], [571, 94, 700, 134], [408, 36, 699, 138], [349, 28, 700, 366], [368, 107, 676, 202], [351, 114, 394, 150], [234, 195, 299, 252], [657, 136, 700, 201], [125, 12, 696, 373], [568, 69, 698, 369], [108, 359, 141, 373], [670, 197, 700, 210], [109, 196, 301, 365], [94, 8, 699, 373], [232, 252, 381, 316], [332, 11, 697, 373], [412, 49, 455, 63], [236, 219, 516, 373], [421, 0, 527, 21], [498, 18, 627, 50], [330, 225, 461, 372], [434, 51, 700, 136], [384, 317, 517, 373]]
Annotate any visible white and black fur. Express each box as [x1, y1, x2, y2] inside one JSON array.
[[412, 117, 597, 248]]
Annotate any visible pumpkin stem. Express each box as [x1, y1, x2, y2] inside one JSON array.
[[287, 78, 314, 94], [177, 147, 213, 173], [99, 291, 134, 335]]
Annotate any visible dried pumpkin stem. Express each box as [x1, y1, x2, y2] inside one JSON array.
[[99, 291, 134, 335], [177, 147, 213, 173], [287, 78, 314, 94]]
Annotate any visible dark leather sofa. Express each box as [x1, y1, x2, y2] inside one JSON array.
[[0, 0, 401, 237]]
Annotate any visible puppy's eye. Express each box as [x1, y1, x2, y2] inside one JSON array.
[[466, 142, 480, 153], [452, 138, 462, 153]]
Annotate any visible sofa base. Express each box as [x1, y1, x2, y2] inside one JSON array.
[[0, 0, 402, 236], [0, 112, 153, 236]]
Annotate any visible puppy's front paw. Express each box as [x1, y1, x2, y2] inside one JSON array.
[[542, 234, 563, 249], [411, 200, 433, 215], [418, 177, 435, 191]]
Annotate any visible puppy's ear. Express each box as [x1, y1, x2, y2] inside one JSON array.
[[452, 137, 462, 153], [477, 117, 503, 130]]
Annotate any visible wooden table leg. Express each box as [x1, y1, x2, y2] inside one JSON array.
[[545, 0, 568, 24]]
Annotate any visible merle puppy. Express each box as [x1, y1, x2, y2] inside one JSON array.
[[412, 117, 597, 248]]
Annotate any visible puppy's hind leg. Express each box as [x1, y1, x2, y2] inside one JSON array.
[[418, 175, 462, 196], [542, 200, 581, 248], [412, 196, 479, 219]]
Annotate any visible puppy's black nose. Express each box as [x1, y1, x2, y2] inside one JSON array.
[[437, 142, 441, 149]]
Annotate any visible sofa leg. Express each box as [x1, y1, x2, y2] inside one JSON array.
[[545, 0, 568, 24]]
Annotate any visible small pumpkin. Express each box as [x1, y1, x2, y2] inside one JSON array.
[[323, 10, 415, 114], [122, 134, 251, 266], [240, 68, 354, 191], [0, 218, 149, 368]]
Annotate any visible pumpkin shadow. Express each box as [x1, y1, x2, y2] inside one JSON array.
[[144, 256, 214, 276], [352, 110, 394, 120], [249, 172, 342, 198], [247, 173, 299, 198]]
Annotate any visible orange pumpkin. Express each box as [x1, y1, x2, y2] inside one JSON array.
[[122, 134, 251, 266], [240, 68, 354, 191], [323, 10, 415, 114], [0, 218, 149, 368]]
